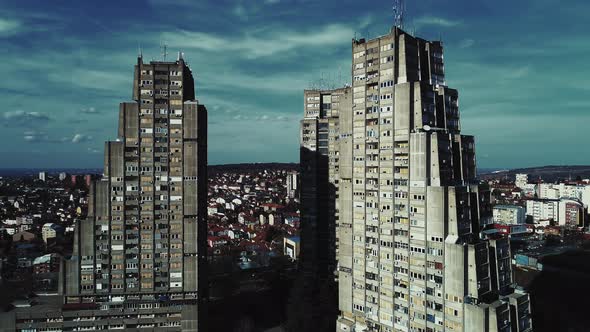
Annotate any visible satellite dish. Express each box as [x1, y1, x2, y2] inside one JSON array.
[[423, 125, 432, 131]]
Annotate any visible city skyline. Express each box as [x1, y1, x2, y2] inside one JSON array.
[[0, 2, 588, 331], [1, 0, 589, 169]]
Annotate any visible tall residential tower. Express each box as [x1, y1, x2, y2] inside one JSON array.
[[289, 87, 352, 331], [64, 55, 208, 331], [332, 27, 532, 332]]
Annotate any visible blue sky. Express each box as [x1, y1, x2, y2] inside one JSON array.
[[0, 0, 588, 169]]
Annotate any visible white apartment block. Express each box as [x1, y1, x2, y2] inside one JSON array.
[[526, 198, 584, 226], [537, 182, 590, 208], [515, 174, 528, 189]]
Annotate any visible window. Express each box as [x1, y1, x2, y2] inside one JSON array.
[[380, 80, 394, 88], [353, 74, 366, 81], [380, 55, 394, 64], [380, 43, 394, 52]]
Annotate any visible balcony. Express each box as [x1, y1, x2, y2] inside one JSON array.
[[366, 183, 378, 191]]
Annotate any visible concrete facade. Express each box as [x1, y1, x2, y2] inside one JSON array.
[[332, 26, 532, 332], [292, 87, 353, 330], [301, 86, 353, 280], [1, 55, 208, 332]]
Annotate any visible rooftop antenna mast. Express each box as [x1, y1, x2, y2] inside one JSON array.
[[160, 41, 169, 61], [393, 0, 405, 29]]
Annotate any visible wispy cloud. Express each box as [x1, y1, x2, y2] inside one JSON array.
[[413, 15, 461, 29], [71, 133, 93, 143], [2, 110, 51, 127], [162, 21, 364, 59], [0, 18, 21, 36], [47, 69, 129, 92], [458, 38, 475, 49], [22, 130, 93, 144], [506, 65, 531, 79], [23, 130, 54, 143], [80, 107, 100, 114]]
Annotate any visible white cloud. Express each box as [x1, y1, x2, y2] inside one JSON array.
[[81, 107, 100, 114], [413, 16, 461, 29], [47, 69, 129, 92], [506, 65, 531, 79], [459, 39, 475, 49], [0, 18, 21, 36], [162, 21, 361, 59], [22, 130, 64, 143], [2, 110, 51, 126], [72, 133, 93, 143], [21, 130, 94, 144], [23, 130, 48, 142]]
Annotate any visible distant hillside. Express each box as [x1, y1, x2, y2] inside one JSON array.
[[480, 165, 590, 182]]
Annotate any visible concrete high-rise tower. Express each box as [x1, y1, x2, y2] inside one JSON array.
[[63, 56, 208, 331], [332, 27, 532, 332], [300, 87, 352, 281], [287, 87, 352, 331]]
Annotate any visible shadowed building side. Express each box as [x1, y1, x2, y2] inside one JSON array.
[[286, 87, 352, 332]]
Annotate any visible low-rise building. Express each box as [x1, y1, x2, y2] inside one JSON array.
[[41, 223, 63, 243], [33, 253, 61, 274], [493, 205, 526, 225], [12, 230, 35, 242], [283, 236, 300, 260]]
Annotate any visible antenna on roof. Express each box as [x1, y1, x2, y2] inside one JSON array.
[[393, 0, 405, 29], [138, 44, 143, 59], [160, 41, 169, 61]]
